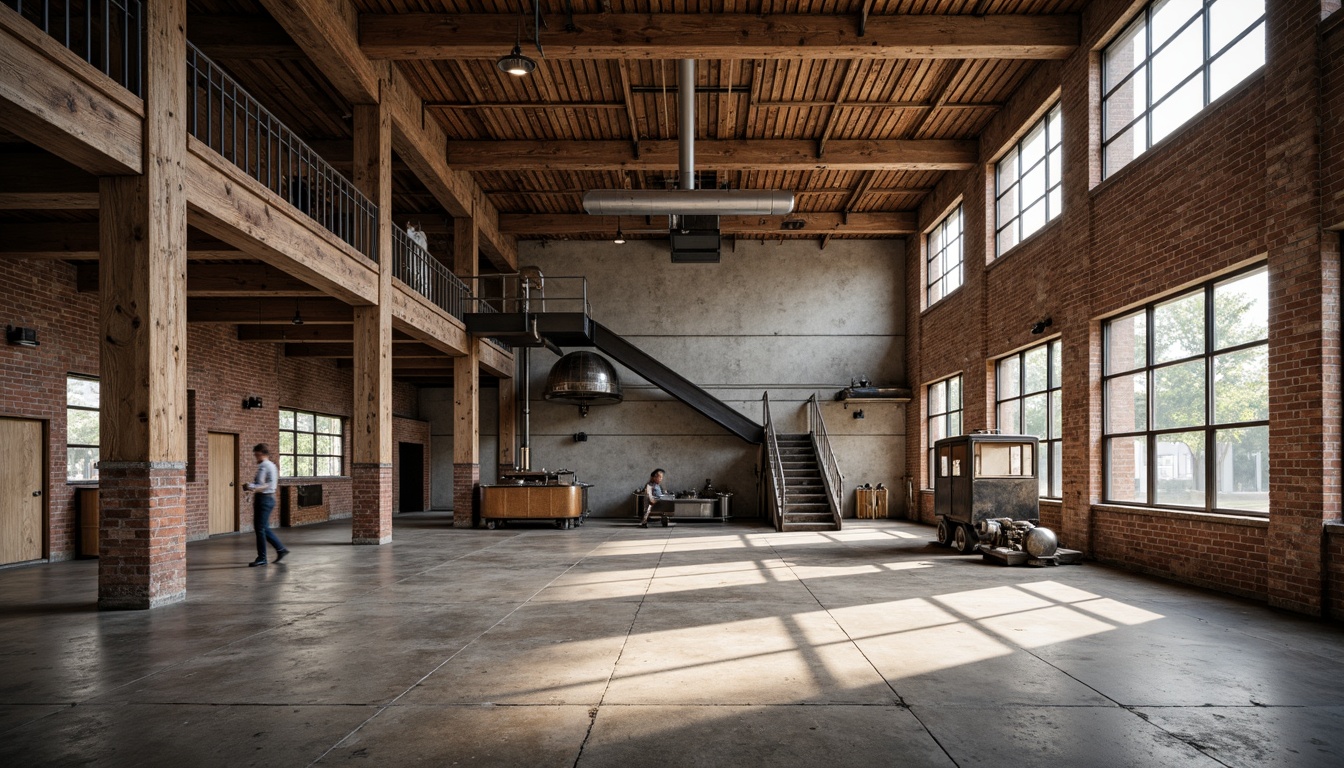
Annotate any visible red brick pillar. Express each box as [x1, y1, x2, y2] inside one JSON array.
[[352, 463, 393, 544], [1263, 0, 1339, 615], [454, 463, 480, 528], [98, 463, 187, 609]]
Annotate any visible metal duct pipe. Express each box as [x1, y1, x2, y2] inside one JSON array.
[[679, 58, 695, 191], [583, 189, 794, 216], [580, 58, 795, 217]]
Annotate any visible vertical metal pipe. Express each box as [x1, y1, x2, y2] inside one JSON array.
[[678, 58, 695, 191], [520, 345, 531, 471]]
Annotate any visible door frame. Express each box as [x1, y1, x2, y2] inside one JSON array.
[[207, 431, 240, 535], [0, 415, 49, 564]]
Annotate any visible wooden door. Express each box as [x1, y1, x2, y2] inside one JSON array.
[[208, 432, 237, 534], [0, 418, 44, 564]]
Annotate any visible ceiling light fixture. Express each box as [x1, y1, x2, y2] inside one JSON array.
[[497, 2, 537, 76], [292, 303, 304, 326], [497, 44, 536, 77], [613, 221, 626, 244]]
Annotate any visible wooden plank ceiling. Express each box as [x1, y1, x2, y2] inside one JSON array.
[[176, 1, 1086, 242]]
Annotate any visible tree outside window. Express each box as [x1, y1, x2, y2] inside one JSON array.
[[1103, 266, 1269, 513]]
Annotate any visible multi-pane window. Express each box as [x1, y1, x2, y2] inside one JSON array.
[[279, 409, 344, 477], [1102, 266, 1269, 514], [997, 340, 1063, 498], [1102, 0, 1267, 176], [66, 376, 99, 481], [926, 375, 963, 487], [926, 205, 963, 307], [995, 103, 1063, 257]]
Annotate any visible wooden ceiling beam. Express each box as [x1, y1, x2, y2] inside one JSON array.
[[236, 324, 418, 342], [0, 223, 243, 260], [500, 211, 917, 237], [188, 297, 353, 324], [0, 192, 99, 209], [479, 186, 932, 197], [75, 262, 327, 297], [283, 342, 445, 358], [618, 60, 641, 157], [446, 139, 975, 172], [359, 13, 1079, 61]]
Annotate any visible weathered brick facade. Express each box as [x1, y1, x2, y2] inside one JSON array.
[[0, 259, 430, 561], [907, 0, 1344, 615], [453, 462, 480, 528], [351, 463, 394, 544], [96, 462, 187, 609]]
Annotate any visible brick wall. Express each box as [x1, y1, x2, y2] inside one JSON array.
[[0, 259, 98, 561], [906, 0, 1343, 613], [1324, 13, 1344, 230], [0, 259, 429, 559]]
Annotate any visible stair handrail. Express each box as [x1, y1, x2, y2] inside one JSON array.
[[807, 394, 844, 531], [762, 392, 787, 531]]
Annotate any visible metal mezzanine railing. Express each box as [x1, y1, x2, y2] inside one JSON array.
[[392, 225, 470, 320], [186, 43, 378, 263], [807, 394, 844, 531], [4, 0, 143, 96], [762, 392, 787, 531]]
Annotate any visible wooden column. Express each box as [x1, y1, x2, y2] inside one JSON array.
[[97, 0, 188, 609], [350, 98, 394, 544], [498, 375, 516, 477], [453, 213, 481, 527]]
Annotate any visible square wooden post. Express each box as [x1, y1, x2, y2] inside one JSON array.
[[453, 214, 480, 527], [350, 99, 394, 544], [97, 0, 189, 609]]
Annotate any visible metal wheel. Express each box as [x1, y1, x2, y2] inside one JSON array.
[[954, 524, 979, 555], [485, 520, 496, 530], [936, 518, 954, 547], [661, 516, 670, 527]]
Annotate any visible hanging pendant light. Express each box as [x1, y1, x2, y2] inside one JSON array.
[[291, 302, 304, 326], [496, 3, 536, 76], [497, 44, 536, 76], [613, 218, 626, 244]]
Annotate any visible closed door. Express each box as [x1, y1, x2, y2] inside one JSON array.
[[208, 433, 238, 534], [0, 418, 44, 564]]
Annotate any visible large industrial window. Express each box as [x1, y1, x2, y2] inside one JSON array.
[[927, 375, 963, 487], [66, 375, 99, 481], [1102, 265, 1269, 514], [926, 205, 963, 307], [1102, 0, 1267, 177], [279, 408, 344, 477], [995, 103, 1063, 257], [996, 340, 1063, 497]]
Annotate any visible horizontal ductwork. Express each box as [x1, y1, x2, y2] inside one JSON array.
[[582, 189, 795, 216]]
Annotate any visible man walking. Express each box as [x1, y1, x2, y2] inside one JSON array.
[[245, 444, 289, 566]]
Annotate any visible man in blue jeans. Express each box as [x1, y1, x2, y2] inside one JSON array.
[[245, 444, 289, 566]]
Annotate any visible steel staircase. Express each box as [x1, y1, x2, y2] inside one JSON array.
[[774, 434, 839, 531]]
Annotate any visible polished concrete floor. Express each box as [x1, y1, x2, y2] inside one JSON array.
[[1, 513, 1342, 767]]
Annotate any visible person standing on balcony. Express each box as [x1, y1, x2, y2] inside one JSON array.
[[245, 444, 289, 566]]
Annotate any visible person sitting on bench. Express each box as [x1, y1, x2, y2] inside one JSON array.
[[640, 468, 671, 528]]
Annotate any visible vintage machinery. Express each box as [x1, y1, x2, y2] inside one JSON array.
[[974, 517, 1081, 566], [932, 433, 1080, 567], [480, 469, 592, 530]]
